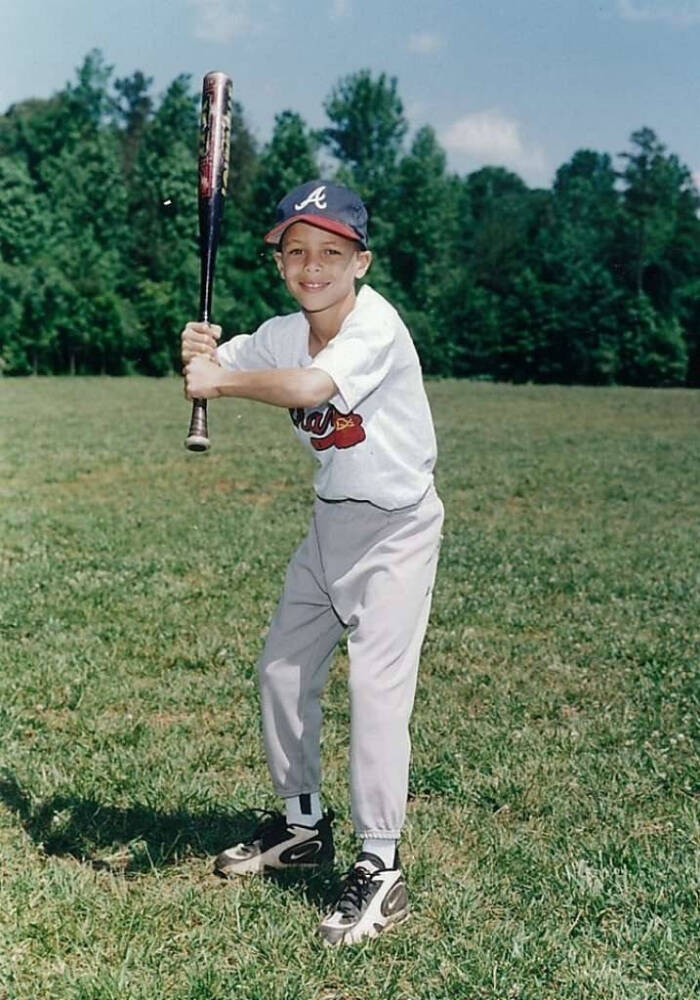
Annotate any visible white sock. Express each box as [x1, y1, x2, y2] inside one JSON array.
[[361, 838, 398, 869], [284, 793, 323, 827]]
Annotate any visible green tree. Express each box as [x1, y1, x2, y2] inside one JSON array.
[[389, 127, 459, 373], [442, 274, 503, 379], [447, 168, 548, 380], [319, 71, 409, 316], [0, 157, 49, 372], [4, 51, 700, 387], [112, 70, 154, 176], [248, 110, 319, 318], [0, 51, 143, 374], [498, 267, 556, 382], [391, 127, 454, 298], [253, 111, 317, 226], [0, 157, 46, 266], [64, 49, 114, 132], [210, 100, 262, 333], [322, 70, 407, 197], [545, 265, 623, 384], [462, 167, 534, 294], [618, 128, 699, 304], [537, 150, 622, 382], [553, 149, 618, 222], [321, 69, 408, 282], [618, 293, 687, 386], [674, 280, 700, 387], [0, 96, 73, 182], [124, 75, 199, 371], [42, 132, 135, 373]]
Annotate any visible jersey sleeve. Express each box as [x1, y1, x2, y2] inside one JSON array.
[[308, 319, 396, 412], [216, 320, 279, 371]]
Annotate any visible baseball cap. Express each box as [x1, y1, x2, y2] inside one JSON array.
[[264, 180, 369, 248]]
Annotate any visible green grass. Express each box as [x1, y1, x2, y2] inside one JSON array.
[[0, 377, 698, 1000]]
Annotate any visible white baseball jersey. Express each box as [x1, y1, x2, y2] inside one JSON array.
[[216, 284, 437, 510]]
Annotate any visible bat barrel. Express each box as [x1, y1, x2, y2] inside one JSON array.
[[198, 190, 223, 321]]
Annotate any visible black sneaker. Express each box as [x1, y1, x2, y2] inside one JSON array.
[[213, 809, 334, 877], [318, 851, 409, 945]]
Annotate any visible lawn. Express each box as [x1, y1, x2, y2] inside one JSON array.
[[0, 377, 698, 1000]]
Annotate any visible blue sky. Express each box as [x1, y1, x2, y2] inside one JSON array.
[[2, 0, 699, 187]]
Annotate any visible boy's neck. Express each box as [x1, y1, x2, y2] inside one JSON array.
[[305, 287, 358, 351]]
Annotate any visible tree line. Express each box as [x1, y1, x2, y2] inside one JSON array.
[[1, 51, 699, 386]]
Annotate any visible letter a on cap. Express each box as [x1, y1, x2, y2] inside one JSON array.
[[294, 186, 328, 211]]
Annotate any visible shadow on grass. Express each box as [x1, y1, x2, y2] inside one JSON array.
[[0, 773, 341, 906]]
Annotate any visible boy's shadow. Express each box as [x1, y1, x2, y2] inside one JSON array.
[[0, 774, 341, 908]]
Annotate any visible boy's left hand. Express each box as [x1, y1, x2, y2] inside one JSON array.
[[184, 355, 226, 399]]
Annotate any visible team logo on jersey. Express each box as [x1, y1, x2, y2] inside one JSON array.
[[294, 185, 328, 211], [289, 403, 366, 451]]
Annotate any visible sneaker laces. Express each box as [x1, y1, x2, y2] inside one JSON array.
[[335, 865, 378, 920], [248, 809, 289, 847]]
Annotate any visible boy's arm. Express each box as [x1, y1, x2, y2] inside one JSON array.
[[184, 354, 336, 409]]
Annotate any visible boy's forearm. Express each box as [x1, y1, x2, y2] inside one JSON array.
[[218, 367, 336, 409]]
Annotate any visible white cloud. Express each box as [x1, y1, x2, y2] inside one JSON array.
[[617, 0, 700, 25], [189, 0, 255, 42], [692, 170, 700, 190], [407, 31, 445, 54], [441, 109, 547, 182], [331, 0, 351, 18]]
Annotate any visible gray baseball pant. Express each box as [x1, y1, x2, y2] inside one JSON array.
[[257, 484, 444, 840]]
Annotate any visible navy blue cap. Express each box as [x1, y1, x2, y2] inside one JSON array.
[[264, 179, 369, 248]]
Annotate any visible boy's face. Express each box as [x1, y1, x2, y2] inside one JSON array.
[[274, 222, 371, 316]]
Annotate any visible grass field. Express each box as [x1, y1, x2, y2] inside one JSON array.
[[0, 377, 698, 1000]]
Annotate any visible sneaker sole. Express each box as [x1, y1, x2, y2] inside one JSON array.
[[214, 856, 334, 878], [321, 908, 410, 947], [214, 854, 267, 877]]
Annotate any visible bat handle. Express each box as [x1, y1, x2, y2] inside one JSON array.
[[185, 398, 210, 451], [185, 302, 213, 452]]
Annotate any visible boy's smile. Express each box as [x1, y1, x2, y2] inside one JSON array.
[[274, 222, 371, 339]]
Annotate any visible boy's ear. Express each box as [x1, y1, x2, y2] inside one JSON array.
[[273, 250, 285, 278], [356, 250, 372, 279]]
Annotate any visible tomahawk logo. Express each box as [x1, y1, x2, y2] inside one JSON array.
[[289, 404, 366, 451], [294, 185, 327, 211]]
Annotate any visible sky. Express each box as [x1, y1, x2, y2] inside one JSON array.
[[2, 0, 699, 188]]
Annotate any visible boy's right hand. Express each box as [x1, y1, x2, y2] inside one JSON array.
[[180, 321, 222, 367]]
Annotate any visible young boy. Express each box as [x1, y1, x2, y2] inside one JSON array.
[[181, 179, 443, 946]]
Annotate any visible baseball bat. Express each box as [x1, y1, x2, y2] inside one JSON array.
[[185, 71, 233, 452]]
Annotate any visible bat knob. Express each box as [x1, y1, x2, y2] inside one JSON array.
[[185, 433, 210, 452]]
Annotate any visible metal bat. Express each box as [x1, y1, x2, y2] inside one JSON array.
[[185, 70, 233, 452]]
